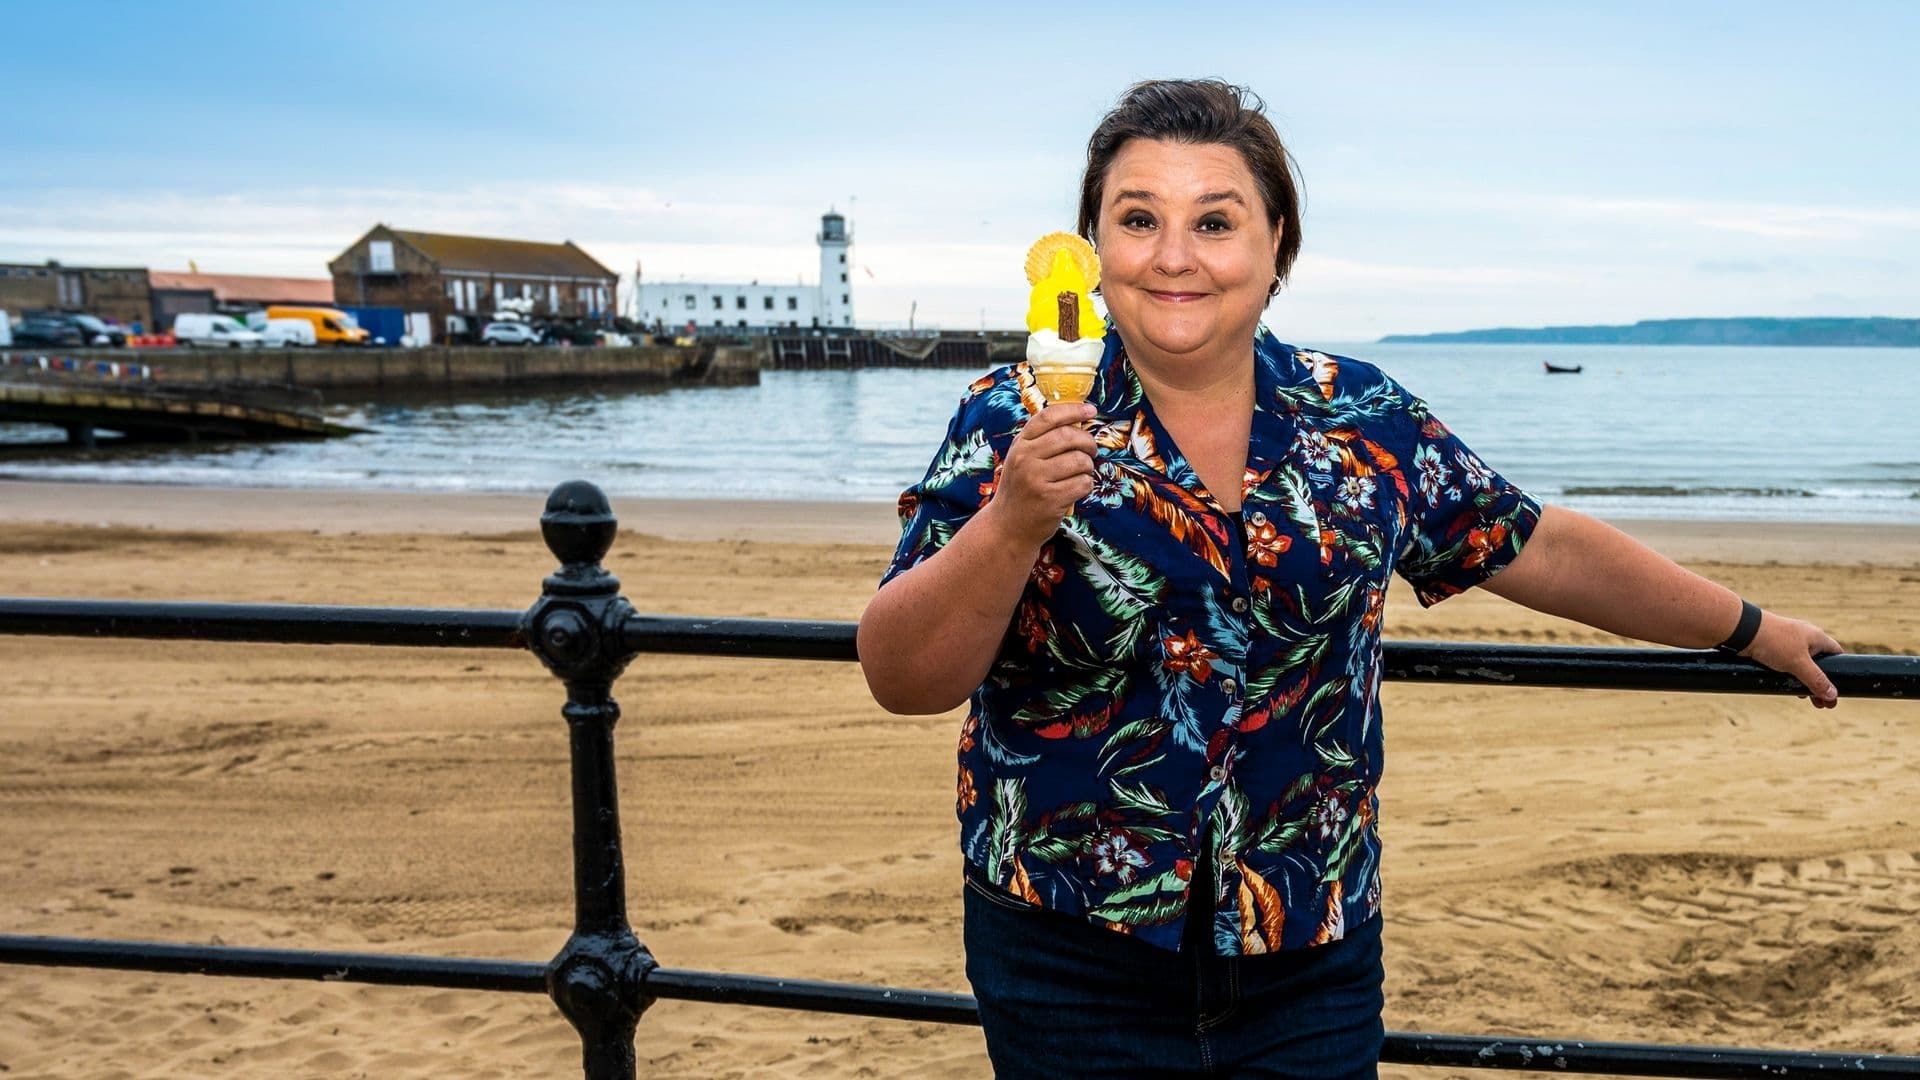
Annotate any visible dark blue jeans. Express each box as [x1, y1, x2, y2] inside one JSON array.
[[963, 867, 1384, 1078]]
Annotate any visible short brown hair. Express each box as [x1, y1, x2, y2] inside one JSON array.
[[1077, 79, 1304, 289]]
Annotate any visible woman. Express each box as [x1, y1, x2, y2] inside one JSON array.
[[855, 79, 1844, 1079]]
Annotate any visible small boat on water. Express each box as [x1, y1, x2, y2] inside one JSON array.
[[1543, 361, 1583, 374]]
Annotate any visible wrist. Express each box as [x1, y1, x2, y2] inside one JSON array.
[[1714, 597, 1764, 655], [976, 494, 1057, 554]]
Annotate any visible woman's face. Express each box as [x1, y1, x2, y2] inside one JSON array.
[[1094, 138, 1281, 366]]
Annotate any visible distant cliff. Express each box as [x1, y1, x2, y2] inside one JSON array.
[[1378, 317, 1920, 347]]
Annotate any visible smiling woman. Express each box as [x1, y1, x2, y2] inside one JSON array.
[[854, 77, 1847, 1080]]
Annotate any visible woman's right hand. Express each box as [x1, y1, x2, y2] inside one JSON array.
[[986, 402, 1099, 548]]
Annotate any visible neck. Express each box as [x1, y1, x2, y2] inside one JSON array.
[[1125, 328, 1257, 409]]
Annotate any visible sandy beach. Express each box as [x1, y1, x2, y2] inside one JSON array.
[[2, 478, 1918, 1078]]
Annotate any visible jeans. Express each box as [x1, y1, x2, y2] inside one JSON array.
[[962, 865, 1384, 1078]]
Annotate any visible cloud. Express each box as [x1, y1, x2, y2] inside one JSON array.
[[1552, 196, 1920, 240]]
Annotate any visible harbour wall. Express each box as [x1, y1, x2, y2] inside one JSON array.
[[29, 344, 762, 392]]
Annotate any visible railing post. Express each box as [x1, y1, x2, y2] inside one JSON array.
[[525, 480, 654, 1079]]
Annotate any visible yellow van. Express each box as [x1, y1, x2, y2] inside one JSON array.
[[266, 306, 371, 346]]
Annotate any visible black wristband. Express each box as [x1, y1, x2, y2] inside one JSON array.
[[1714, 599, 1763, 655]]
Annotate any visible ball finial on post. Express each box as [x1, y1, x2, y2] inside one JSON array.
[[542, 480, 618, 572]]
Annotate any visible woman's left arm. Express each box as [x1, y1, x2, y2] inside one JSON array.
[[1478, 504, 1846, 709]]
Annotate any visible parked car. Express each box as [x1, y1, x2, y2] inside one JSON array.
[[0, 310, 11, 347], [595, 329, 633, 347], [173, 313, 265, 348], [481, 320, 543, 345], [265, 305, 371, 346], [260, 318, 318, 347], [539, 322, 599, 346], [29, 313, 129, 347], [12, 315, 87, 348]]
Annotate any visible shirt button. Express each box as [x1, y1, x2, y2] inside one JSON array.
[[1221, 678, 1239, 697], [1209, 765, 1226, 782], [1230, 596, 1249, 614]]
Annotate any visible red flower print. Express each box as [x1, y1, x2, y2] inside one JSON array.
[[956, 766, 977, 812], [1461, 521, 1511, 569], [1360, 584, 1384, 632], [1030, 545, 1065, 595], [1245, 511, 1291, 567], [1162, 630, 1217, 682], [1016, 598, 1050, 652]]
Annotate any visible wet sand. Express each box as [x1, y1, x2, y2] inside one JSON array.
[[1, 481, 1917, 1077]]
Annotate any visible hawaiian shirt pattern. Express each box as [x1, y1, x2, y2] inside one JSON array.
[[881, 325, 1541, 955]]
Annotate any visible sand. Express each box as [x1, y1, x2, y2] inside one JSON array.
[[1, 479, 1918, 1078]]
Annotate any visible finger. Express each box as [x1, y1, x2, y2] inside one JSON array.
[[1026, 425, 1100, 460], [1814, 632, 1844, 657], [1791, 654, 1839, 706], [1020, 402, 1099, 441], [1036, 451, 1097, 483]]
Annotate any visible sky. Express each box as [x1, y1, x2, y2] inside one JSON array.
[[4, 2, 1916, 339]]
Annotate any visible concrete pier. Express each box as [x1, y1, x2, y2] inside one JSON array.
[[15, 343, 761, 393]]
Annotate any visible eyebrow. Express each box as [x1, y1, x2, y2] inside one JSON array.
[[1112, 189, 1246, 207]]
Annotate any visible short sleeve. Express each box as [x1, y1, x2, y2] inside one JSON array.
[[879, 385, 1003, 588], [1384, 376, 1542, 607]]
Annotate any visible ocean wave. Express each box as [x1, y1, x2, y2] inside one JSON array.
[[1561, 484, 1819, 498]]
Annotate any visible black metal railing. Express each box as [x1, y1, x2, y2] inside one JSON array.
[[2, 478, 1918, 1078]]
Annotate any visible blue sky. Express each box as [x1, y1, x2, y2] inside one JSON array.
[[4, 1, 1915, 338]]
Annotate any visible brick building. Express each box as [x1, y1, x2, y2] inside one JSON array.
[[327, 226, 618, 343], [149, 271, 336, 330], [0, 262, 153, 328]]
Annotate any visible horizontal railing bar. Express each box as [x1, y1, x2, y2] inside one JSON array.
[[1385, 641, 1917, 698], [646, 966, 978, 1025], [5, 599, 1914, 696], [0, 934, 546, 993], [6, 935, 1911, 1076], [619, 615, 1918, 698], [621, 614, 858, 660], [0, 598, 525, 648], [1388, 1031, 1920, 1076]]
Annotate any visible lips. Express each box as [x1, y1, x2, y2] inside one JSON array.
[[1145, 290, 1210, 303]]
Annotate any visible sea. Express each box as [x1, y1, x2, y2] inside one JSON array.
[[2, 343, 1916, 524]]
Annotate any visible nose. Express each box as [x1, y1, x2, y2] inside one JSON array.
[[1151, 227, 1197, 279]]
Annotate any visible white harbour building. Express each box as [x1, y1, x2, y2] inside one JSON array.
[[633, 210, 854, 333]]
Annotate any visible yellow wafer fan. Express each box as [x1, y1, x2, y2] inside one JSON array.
[[1024, 232, 1099, 291]]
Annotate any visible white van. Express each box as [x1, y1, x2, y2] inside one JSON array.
[[261, 318, 317, 347], [174, 313, 264, 348]]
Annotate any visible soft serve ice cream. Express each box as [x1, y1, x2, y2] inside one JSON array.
[[1023, 232, 1105, 405]]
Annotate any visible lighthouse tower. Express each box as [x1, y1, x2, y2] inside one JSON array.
[[817, 209, 853, 329]]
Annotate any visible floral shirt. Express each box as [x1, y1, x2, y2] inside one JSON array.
[[881, 325, 1541, 955]]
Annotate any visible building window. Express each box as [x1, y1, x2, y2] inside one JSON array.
[[787, 296, 797, 310], [841, 294, 848, 303], [737, 318, 746, 327], [712, 296, 724, 310], [735, 295, 746, 310], [840, 273, 847, 283], [684, 295, 695, 309], [839, 253, 846, 263], [763, 296, 773, 310]]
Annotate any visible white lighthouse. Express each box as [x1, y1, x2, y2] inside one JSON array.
[[817, 209, 853, 329], [631, 208, 856, 333]]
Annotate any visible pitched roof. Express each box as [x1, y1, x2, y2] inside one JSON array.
[[389, 229, 616, 279], [149, 270, 334, 305]]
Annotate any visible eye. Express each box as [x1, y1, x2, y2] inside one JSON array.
[[1120, 210, 1156, 230], [1197, 213, 1231, 233]]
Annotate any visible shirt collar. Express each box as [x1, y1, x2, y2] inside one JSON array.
[[1091, 323, 1312, 507]]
